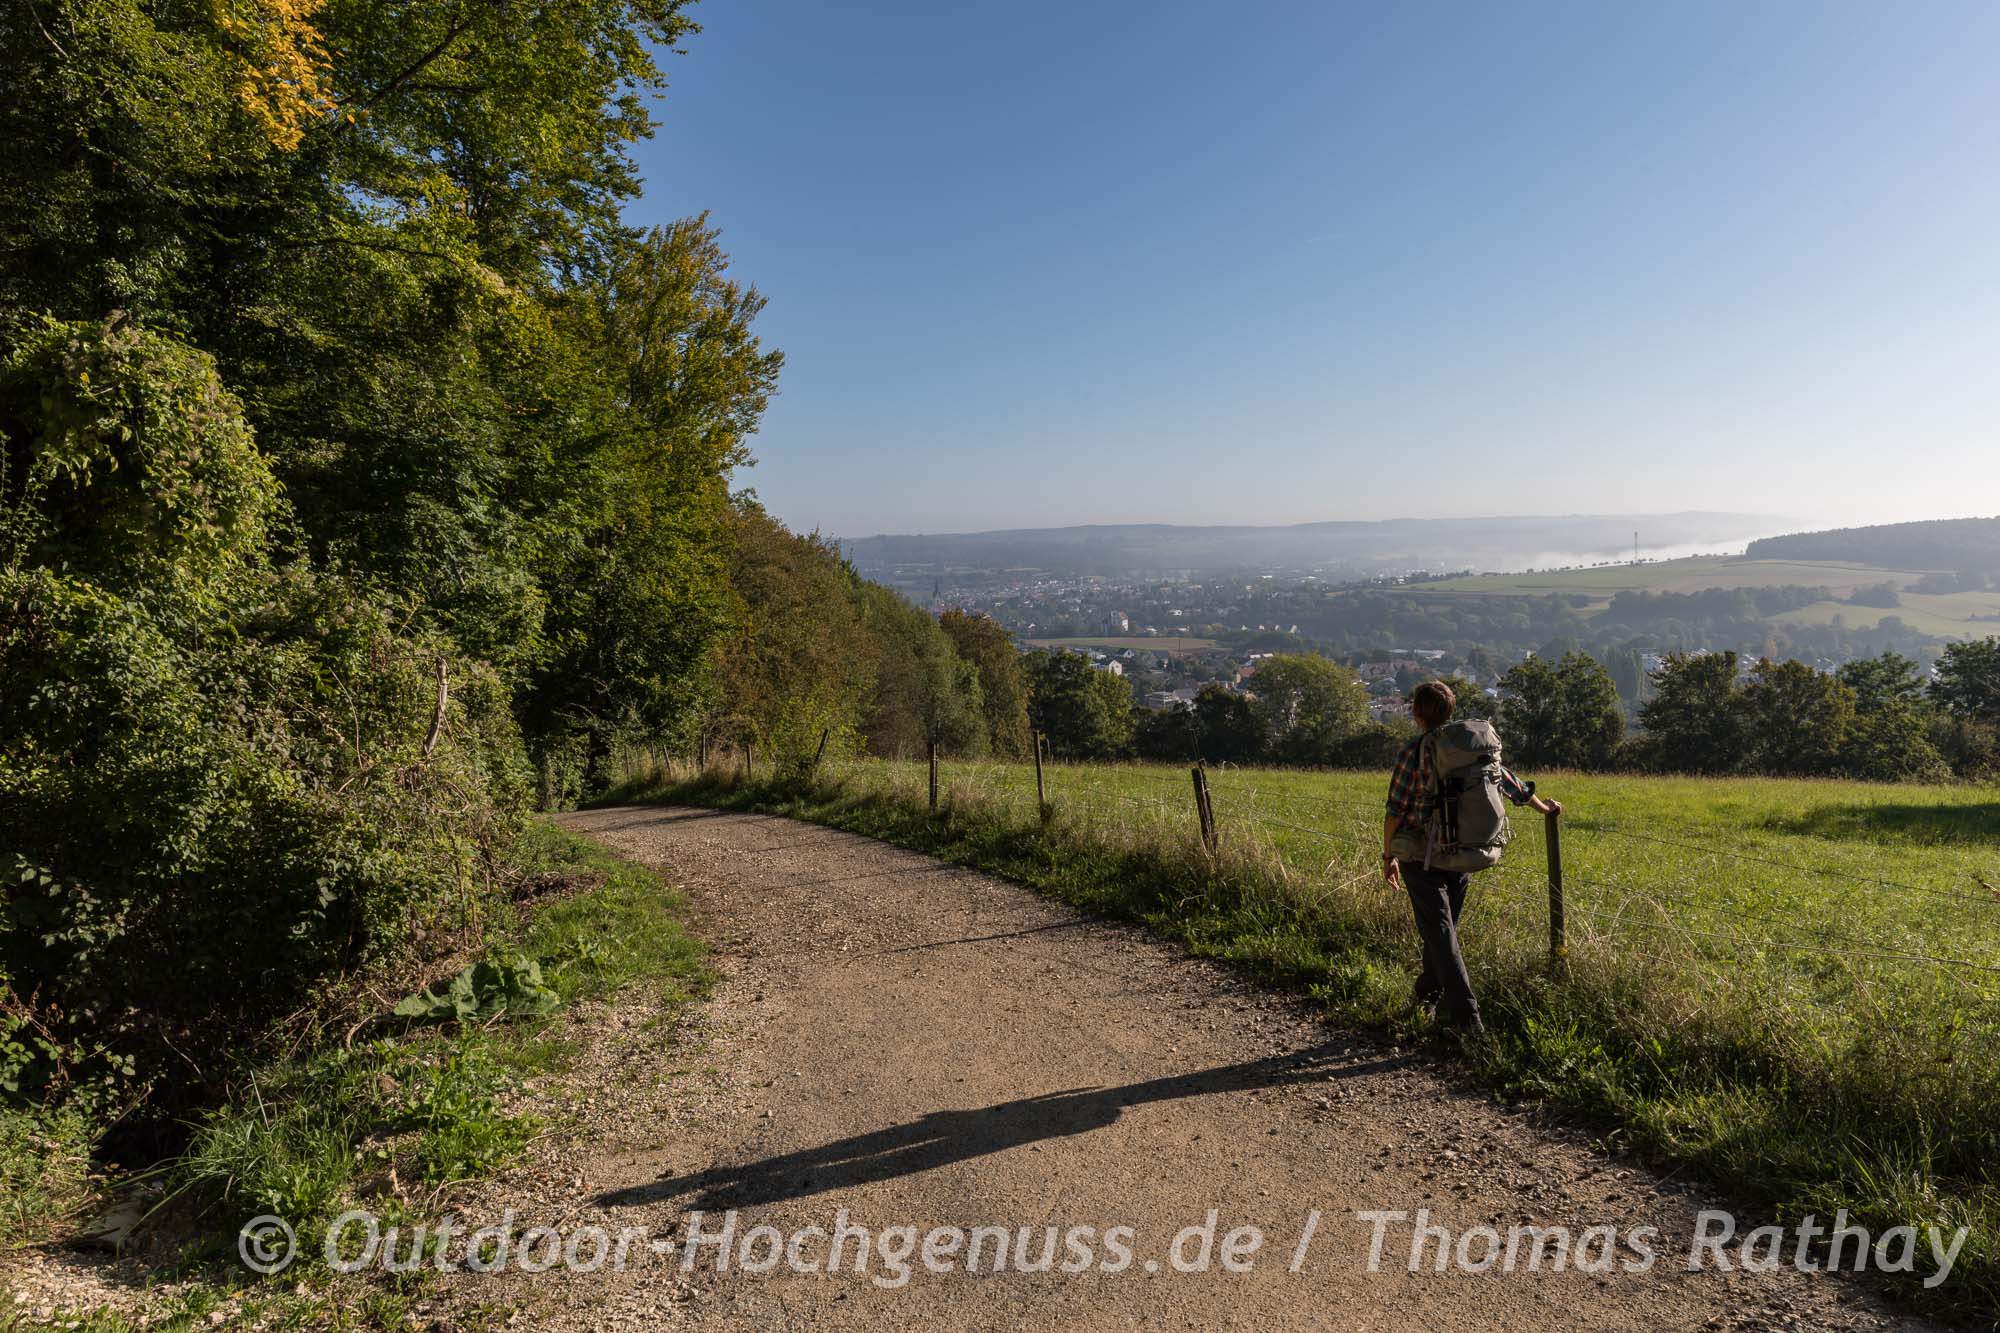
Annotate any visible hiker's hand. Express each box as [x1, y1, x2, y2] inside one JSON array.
[[1382, 854, 1401, 889], [1542, 798, 1563, 818]]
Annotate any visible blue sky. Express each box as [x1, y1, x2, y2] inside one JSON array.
[[626, 1, 2000, 539]]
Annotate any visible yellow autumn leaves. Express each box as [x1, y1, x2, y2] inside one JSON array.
[[210, 0, 334, 149]]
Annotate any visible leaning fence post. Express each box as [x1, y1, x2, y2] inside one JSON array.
[[928, 738, 939, 813], [1032, 731, 1049, 823], [1191, 765, 1217, 855], [813, 727, 829, 777], [1545, 807, 1567, 965]]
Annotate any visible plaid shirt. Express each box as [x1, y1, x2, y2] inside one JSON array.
[[1385, 730, 1535, 836]]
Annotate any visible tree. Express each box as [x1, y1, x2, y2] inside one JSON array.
[[0, 317, 279, 604], [1089, 668, 1137, 758], [1193, 686, 1262, 764], [1133, 703, 1199, 761], [1499, 653, 1624, 769], [853, 583, 983, 758], [1836, 653, 1947, 781], [1637, 652, 1747, 774], [1248, 653, 1368, 764], [1599, 645, 1649, 708], [525, 219, 783, 776], [1025, 651, 1131, 759], [0, 322, 527, 1106], [1432, 673, 1497, 722], [1740, 659, 1855, 776], [1498, 657, 1561, 766], [0, 0, 787, 1126], [708, 504, 873, 779], [939, 609, 1033, 757], [1930, 637, 2000, 778], [1933, 638, 2000, 724]]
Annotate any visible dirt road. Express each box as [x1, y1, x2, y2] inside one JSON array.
[[485, 805, 1926, 1331]]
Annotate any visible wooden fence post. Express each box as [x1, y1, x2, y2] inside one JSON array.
[[1545, 807, 1567, 965], [1191, 765, 1217, 855], [813, 727, 829, 776], [743, 739, 752, 782], [1033, 731, 1049, 822], [928, 738, 939, 813]]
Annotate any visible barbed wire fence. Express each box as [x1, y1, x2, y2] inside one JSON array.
[[787, 737, 2000, 1004]]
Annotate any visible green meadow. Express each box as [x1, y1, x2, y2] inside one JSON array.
[[1413, 555, 2000, 638]]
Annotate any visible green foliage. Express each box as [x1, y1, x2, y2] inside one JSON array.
[[711, 504, 873, 774], [0, 560, 530, 1105], [1741, 658, 1855, 775], [1748, 516, 2000, 581], [401, 1045, 540, 1184], [853, 580, 985, 756], [0, 0, 769, 1136], [1190, 683, 1260, 764], [513, 820, 709, 1005], [1638, 651, 1748, 774], [1133, 702, 1200, 761], [393, 957, 559, 1023], [940, 609, 1033, 757], [0, 319, 279, 603], [1837, 654, 1950, 782], [1431, 672, 1497, 721], [1933, 637, 2000, 723], [1248, 653, 1370, 765], [165, 821, 705, 1262], [1632, 649, 1951, 781], [706, 504, 995, 773], [1499, 652, 1625, 769], [1025, 650, 1135, 759], [0, 1102, 95, 1248], [523, 220, 784, 785]]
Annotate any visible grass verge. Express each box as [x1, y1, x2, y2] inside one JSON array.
[[611, 759, 1997, 1321], [1, 820, 707, 1332]]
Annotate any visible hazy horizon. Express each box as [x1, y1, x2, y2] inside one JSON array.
[[828, 508, 1993, 545], [630, 2, 2000, 538]]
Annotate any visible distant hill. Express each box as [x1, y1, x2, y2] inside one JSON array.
[[1415, 549, 2000, 652], [1746, 516, 2000, 579], [841, 512, 1784, 589]]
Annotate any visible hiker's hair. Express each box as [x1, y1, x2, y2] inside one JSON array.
[[1411, 680, 1456, 728]]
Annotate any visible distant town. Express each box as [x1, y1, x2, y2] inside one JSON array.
[[924, 568, 1572, 721]]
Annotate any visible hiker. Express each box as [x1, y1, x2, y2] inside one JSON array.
[[1381, 680, 1560, 1034]]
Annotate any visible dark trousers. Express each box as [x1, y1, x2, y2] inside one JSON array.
[[1398, 860, 1480, 1029]]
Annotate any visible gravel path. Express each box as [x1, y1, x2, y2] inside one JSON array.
[[448, 805, 1933, 1331]]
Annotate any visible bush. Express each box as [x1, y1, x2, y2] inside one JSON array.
[[0, 321, 531, 1118], [0, 317, 279, 607], [0, 567, 529, 1110]]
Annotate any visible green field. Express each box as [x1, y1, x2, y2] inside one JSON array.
[[1417, 556, 1923, 597], [854, 756, 2000, 1003], [1024, 635, 1220, 653], [640, 755, 2000, 1309], [1415, 555, 2000, 637]]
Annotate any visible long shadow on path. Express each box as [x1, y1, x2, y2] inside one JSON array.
[[599, 1042, 1416, 1212]]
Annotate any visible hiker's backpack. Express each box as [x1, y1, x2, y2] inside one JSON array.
[[1419, 720, 1513, 873]]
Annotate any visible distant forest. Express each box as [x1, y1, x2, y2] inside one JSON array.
[[1748, 516, 2000, 586]]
